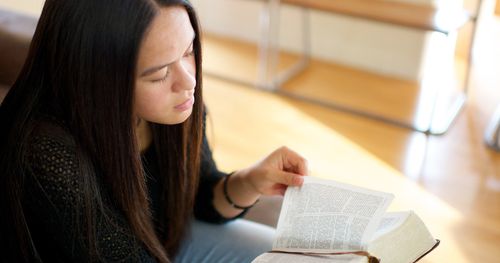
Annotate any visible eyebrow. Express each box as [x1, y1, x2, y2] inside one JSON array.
[[140, 35, 196, 77]]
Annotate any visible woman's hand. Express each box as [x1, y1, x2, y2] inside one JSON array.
[[214, 146, 308, 217], [236, 146, 308, 197]]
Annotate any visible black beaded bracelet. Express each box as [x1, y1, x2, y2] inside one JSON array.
[[223, 172, 259, 210]]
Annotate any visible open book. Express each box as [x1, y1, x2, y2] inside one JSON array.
[[252, 177, 439, 263]]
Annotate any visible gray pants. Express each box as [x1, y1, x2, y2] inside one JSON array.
[[175, 219, 276, 263]]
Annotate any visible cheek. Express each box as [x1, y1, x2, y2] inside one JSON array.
[[134, 84, 173, 117], [135, 93, 157, 115]]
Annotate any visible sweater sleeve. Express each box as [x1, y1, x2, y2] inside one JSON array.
[[23, 132, 157, 262]]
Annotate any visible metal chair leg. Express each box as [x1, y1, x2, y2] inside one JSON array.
[[485, 105, 500, 151], [257, 0, 280, 90], [258, 0, 311, 90], [273, 7, 311, 88], [426, 4, 481, 135]]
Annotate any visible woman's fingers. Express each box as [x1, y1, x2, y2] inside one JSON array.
[[274, 184, 287, 196], [274, 170, 304, 187], [245, 146, 308, 196], [265, 171, 303, 196], [278, 146, 309, 176]]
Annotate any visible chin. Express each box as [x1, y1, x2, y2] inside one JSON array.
[[163, 110, 193, 125]]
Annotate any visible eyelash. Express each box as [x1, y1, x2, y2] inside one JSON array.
[[152, 49, 195, 83], [154, 71, 170, 83]]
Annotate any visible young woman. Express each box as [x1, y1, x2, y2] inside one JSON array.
[[0, 0, 308, 262]]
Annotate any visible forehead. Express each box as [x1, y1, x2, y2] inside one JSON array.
[[137, 6, 194, 68]]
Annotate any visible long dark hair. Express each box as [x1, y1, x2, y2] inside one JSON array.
[[0, 0, 203, 262]]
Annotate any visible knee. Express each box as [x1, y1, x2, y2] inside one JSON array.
[[222, 220, 275, 257], [177, 219, 276, 263]]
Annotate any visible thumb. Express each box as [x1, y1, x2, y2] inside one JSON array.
[[275, 171, 304, 187]]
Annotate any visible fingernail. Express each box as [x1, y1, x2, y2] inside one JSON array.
[[296, 176, 304, 185]]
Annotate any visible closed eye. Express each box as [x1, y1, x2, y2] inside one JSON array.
[[152, 69, 170, 83]]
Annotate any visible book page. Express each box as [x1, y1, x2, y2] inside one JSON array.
[[371, 211, 410, 241], [273, 177, 394, 253], [252, 252, 366, 263], [368, 211, 437, 263]]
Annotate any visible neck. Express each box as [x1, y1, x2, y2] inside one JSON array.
[[136, 119, 152, 153]]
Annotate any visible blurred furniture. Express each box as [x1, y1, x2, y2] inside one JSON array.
[[209, 0, 482, 135], [0, 8, 37, 103], [485, 105, 500, 151]]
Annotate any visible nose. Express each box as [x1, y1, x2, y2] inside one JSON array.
[[172, 60, 196, 92]]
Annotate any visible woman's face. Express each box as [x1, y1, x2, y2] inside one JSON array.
[[134, 6, 196, 125]]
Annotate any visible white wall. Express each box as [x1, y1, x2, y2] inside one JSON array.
[[0, 0, 464, 81], [0, 0, 44, 16], [191, 0, 463, 81]]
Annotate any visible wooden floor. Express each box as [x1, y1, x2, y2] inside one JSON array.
[[202, 17, 500, 263]]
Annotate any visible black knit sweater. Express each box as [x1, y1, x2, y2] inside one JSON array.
[[22, 115, 234, 262]]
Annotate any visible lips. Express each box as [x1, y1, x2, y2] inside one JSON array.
[[174, 97, 195, 111]]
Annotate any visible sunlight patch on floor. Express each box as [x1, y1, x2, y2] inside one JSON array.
[[203, 75, 467, 262]]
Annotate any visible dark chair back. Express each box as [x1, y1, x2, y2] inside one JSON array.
[[0, 8, 38, 103]]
